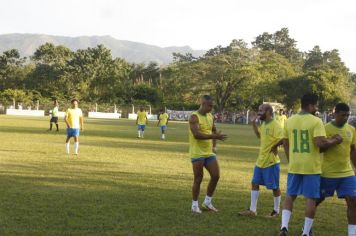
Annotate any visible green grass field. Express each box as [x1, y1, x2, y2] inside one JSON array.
[[0, 115, 347, 235]]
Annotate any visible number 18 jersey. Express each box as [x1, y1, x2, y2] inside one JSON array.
[[284, 113, 326, 174]]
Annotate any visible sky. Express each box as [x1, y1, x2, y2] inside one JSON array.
[[0, 0, 355, 71]]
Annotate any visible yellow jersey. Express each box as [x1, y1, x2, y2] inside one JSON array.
[[65, 108, 83, 129], [189, 111, 215, 158], [284, 113, 326, 174], [256, 119, 283, 168], [322, 122, 356, 178], [159, 113, 169, 126], [276, 114, 287, 128], [137, 111, 148, 125]]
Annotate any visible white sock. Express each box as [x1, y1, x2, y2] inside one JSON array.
[[250, 190, 259, 212], [74, 142, 79, 154], [302, 217, 314, 235], [66, 142, 70, 154], [141, 131, 144, 137], [281, 209, 292, 230], [274, 196, 281, 213], [348, 224, 356, 236], [204, 195, 212, 205], [138, 130, 141, 137], [162, 134, 165, 139], [192, 200, 198, 208]]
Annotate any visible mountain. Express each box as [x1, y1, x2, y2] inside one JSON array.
[[0, 33, 205, 64]]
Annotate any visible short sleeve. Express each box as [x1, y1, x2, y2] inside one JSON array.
[[65, 109, 69, 117], [79, 109, 83, 117], [313, 119, 326, 138]]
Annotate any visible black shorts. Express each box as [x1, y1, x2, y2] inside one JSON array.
[[50, 117, 58, 123]]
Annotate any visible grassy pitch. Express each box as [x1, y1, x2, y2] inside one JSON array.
[[0, 116, 347, 235]]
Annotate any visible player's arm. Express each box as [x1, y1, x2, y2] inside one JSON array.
[[212, 121, 217, 153], [271, 139, 284, 155], [64, 115, 70, 128], [251, 114, 260, 138], [189, 114, 227, 141], [157, 118, 160, 127], [283, 138, 289, 162], [351, 144, 356, 169], [136, 116, 138, 125], [166, 116, 169, 126], [146, 115, 148, 125], [80, 116, 84, 131], [314, 135, 342, 149]]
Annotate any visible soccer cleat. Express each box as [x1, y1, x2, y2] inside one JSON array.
[[191, 205, 202, 214], [265, 210, 279, 218], [238, 209, 257, 217], [301, 227, 313, 236], [279, 227, 288, 236], [202, 202, 218, 212]]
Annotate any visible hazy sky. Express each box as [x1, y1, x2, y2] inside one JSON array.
[[1, 0, 355, 71]]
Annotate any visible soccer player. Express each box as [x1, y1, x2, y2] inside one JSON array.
[[136, 107, 148, 138], [276, 109, 288, 129], [64, 99, 84, 155], [279, 94, 343, 236], [239, 104, 283, 218], [48, 100, 59, 131], [189, 95, 227, 213], [157, 109, 169, 140], [316, 103, 356, 236]]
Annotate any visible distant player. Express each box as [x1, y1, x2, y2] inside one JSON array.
[[276, 109, 287, 129], [157, 109, 169, 139], [64, 99, 84, 156], [239, 103, 283, 218], [48, 100, 59, 131], [136, 107, 148, 138], [279, 94, 342, 236], [189, 95, 227, 213], [316, 103, 356, 236]]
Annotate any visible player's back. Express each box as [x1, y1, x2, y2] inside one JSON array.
[[285, 113, 326, 174]]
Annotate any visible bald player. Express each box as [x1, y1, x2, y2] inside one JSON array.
[[239, 103, 283, 218], [189, 95, 227, 213]]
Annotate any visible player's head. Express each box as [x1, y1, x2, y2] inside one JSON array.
[[54, 100, 58, 106], [71, 99, 78, 108], [258, 103, 273, 121], [301, 93, 318, 115], [140, 107, 144, 112], [160, 108, 164, 113], [199, 95, 214, 113], [334, 103, 350, 126], [279, 109, 284, 115]]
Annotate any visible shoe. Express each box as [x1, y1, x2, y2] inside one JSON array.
[[265, 210, 279, 218], [279, 227, 288, 236], [301, 227, 313, 236], [201, 202, 218, 212], [238, 209, 256, 217], [191, 205, 202, 214]]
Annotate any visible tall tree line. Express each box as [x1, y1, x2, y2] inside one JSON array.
[[0, 28, 354, 111]]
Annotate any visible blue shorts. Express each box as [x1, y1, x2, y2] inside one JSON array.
[[287, 173, 320, 199], [138, 125, 146, 130], [321, 176, 356, 199], [191, 156, 217, 167], [67, 128, 80, 137], [160, 125, 167, 131], [252, 163, 280, 190]]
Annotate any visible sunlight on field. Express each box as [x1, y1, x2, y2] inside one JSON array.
[[0, 116, 347, 235]]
